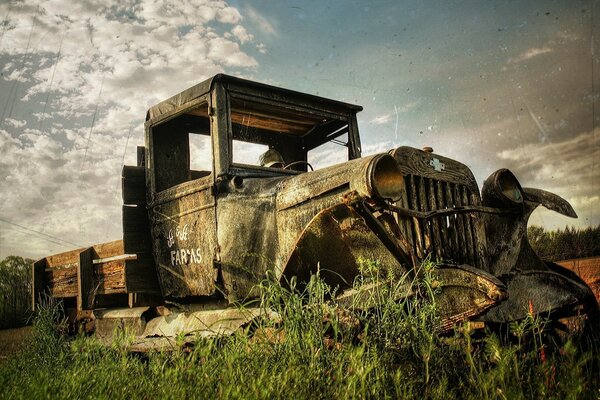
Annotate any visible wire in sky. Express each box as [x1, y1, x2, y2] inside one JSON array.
[[0, 5, 12, 49], [0, 7, 38, 126], [83, 73, 105, 161], [0, 217, 83, 248], [121, 125, 133, 167], [38, 29, 66, 132]]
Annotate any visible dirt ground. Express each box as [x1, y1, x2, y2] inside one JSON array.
[[0, 326, 32, 363]]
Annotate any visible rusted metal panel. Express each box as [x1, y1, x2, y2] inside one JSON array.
[[94, 307, 150, 337], [389, 146, 479, 193], [150, 176, 218, 298], [282, 203, 407, 290], [217, 178, 279, 302], [142, 305, 270, 339]]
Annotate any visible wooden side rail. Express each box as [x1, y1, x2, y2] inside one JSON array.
[[32, 239, 160, 314]]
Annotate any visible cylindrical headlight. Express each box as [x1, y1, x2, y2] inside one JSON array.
[[369, 154, 404, 201], [482, 168, 524, 208]]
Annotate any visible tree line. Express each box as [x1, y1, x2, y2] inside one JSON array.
[[0, 256, 32, 329], [528, 225, 600, 262]]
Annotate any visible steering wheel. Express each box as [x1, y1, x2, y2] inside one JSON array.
[[284, 161, 314, 171]]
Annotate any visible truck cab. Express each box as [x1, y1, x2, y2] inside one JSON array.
[[35, 74, 596, 341], [141, 75, 371, 301]]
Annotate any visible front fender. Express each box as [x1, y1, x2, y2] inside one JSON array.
[[522, 187, 577, 218], [481, 182, 591, 322], [484, 181, 578, 277]]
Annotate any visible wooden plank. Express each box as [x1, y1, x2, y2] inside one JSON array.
[[94, 260, 127, 293], [44, 239, 123, 269], [137, 146, 145, 167], [125, 256, 161, 294], [77, 247, 94, 311], [93, 240, 124, 259], [45, 247, 85, 268], [124, 233, 152, 254], [123, 205, 152, 254], [46, 267, 77, 298], [122, 166, 146, 205], [32, 259, 47, 310]]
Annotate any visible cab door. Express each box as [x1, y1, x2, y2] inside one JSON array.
[[146, 102, 219, 298]]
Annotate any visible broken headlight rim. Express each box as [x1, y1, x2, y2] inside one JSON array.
[[370, 154, 404, 201], [482, 168, 524, 208]]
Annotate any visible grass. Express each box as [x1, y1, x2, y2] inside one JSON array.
[[0, 260, 598, 399]]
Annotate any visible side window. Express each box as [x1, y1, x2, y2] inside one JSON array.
[[152, 103, 212, 192], [189, 133, 212, 177], [307, 132, 349, 170], [232, 140, 269, 166]]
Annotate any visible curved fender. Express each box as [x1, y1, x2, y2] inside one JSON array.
[[481, 267, 596, 323], [280, 203, 406, 290], [523, 187, 577, 218]]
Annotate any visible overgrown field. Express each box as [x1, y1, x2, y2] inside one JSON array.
[[0, 261, 598, 399]]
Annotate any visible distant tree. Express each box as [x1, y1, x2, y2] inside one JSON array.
[[0, 256, 33, 328], [528, 225, 600, 261]]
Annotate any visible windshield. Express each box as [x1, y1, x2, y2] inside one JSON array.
[[229, 95, 353, 172]]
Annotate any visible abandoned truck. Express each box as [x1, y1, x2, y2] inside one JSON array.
[[33, 74, 597, 344]]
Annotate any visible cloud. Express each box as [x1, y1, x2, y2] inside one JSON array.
[[498, 130, 599, 228], [0, 0, 262, 258], [509, 46, 553, 63], [232, 25, 253, 44], [244, 5, 277, 36], [370, 114, 392, 125], [256, 43, 267, 54], [4, 118, 26, 128]]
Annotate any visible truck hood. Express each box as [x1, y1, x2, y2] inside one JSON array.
[[275, 153, 400, 211]]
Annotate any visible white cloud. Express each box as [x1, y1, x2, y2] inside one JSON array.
[[498, 130, 599, 228], [244, 5, 276, 36], [0, 0, 261, 258], [370, 114, 392, 125], [509, 46, 553, 64], [256, 43, 267, 54], [232, 25, 253, 44], [4, 118, 26, 128]]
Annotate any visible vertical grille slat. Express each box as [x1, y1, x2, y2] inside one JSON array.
[[407, 176, 425, 259], [460, 186, 476, 266], [400, 175, 481, 267], [417, 177, 433, 256], [435, 181, 449, 253], [427, 178, 443, 259], [444, 182, 460, 261]]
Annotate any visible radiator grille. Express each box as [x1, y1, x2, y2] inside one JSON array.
[[396, 175, 484, 267]]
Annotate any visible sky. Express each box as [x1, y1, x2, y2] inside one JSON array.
[[0, 0, 598, 259]]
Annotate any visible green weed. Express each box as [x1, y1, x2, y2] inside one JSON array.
[[0, 260, 598, 399]]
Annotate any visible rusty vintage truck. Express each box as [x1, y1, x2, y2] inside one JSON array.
[[32, 74, 598, 344]]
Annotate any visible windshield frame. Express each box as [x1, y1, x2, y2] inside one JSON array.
[[224, 89, 361, 175]]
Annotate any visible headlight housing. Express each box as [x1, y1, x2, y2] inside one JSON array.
[[482, 168, 524, 208], [369, 154, 404, 201]]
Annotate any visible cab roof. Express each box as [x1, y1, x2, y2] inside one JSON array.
[[146, 74, 363, 122]]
